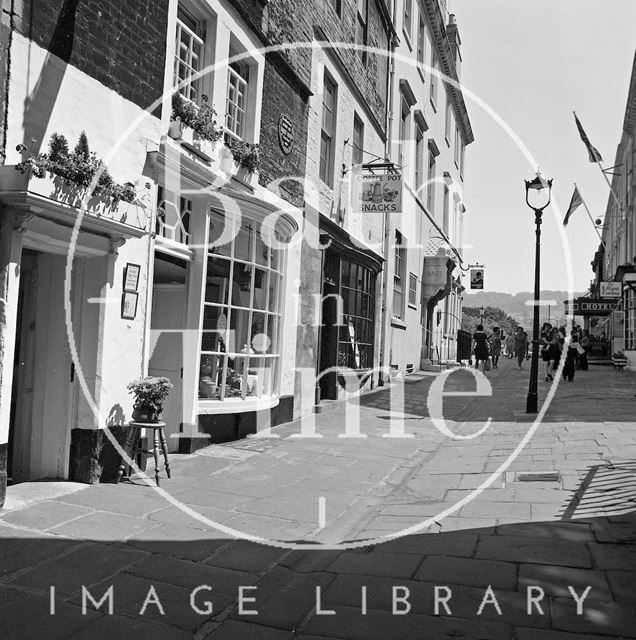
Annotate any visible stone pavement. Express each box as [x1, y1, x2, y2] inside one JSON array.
[[0, 358, 635, 639]]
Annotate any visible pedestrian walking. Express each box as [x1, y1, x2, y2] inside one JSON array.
[[513, 326, 528, 369], [504, 332, 514, 358], [579, 330, 590, 370], [562, 327, 579, 381], [489, 326, 502, 369], [544, 327, 561, 381], [540, 322, 553, 381], [472, 324, 490, 373]]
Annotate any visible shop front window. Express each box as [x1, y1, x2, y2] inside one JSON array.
[[337, 259, 376, 370], [199, 210, 283, 401]]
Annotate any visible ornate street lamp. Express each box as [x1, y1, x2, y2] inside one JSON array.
[[525, 170, 553, 413], [479, 305, 485, 323]]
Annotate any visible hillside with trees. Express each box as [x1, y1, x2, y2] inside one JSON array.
[[461, 306, 519, 336], [463, 290, 585, 327]]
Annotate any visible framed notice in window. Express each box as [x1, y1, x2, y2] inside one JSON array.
[[123, 263, 141, 292], [121, 291, 138, 320]]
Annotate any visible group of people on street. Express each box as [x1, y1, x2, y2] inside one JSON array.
[[472, 323, 590, 381], [539, 322, 588, 382]]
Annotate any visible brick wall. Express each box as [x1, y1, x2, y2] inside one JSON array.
[[18, 0, 168, 111], [258, 57, 309, 208], [263, 0, 390, 133]]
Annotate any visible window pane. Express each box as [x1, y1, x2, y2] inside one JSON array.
[[231, 264, 253, 308], [255, 226, 268, 267], [252, 268, 268, 310], [208, 210, 232, 256], [199, 354, 224, 399], [266, 315, 279, 354], [202, 305, 229, 352], [228, 308, 251, 354], [249, 357, 274, 397], [205, 257, 231, 305], [270, 237, 281, 272], [235, 222, 253, 262], [250, 312, 267, 353], [225, 356, 247, 398], [268, 273, 280, 312]]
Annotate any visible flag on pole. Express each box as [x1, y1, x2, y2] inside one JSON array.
[[563, 185, 583, 226], [573, 112, 603, 163]]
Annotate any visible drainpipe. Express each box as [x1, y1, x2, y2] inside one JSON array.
[[378, 1, 397, 386]]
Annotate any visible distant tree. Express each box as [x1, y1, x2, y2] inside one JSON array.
[[462, 306, 519, 336]]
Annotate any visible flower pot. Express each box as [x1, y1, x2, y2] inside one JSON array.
[[132, 405, 162, 423], [167, 118, 183, 140]]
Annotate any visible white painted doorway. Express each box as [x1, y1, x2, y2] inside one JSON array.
[[149, 283, 186, 453], [9, 251, 72, 482]]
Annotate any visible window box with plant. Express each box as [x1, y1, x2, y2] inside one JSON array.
[[169, 92, 223, 160], [9, 131, 150, 231]]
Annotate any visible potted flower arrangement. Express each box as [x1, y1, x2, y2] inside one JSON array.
[[127, 376, 173, 423], [226, 138, 261, 173]]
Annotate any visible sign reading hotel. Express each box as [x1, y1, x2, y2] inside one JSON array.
[[564, 298, 616, 316], [600, 281, 621, 298], [354, 173, 402, 213]]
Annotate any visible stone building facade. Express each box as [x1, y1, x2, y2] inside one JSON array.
[[0, 0, 473, 504], [591, 52, 636, 369], [0, 0, 168, 502]]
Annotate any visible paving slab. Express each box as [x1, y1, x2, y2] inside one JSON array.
[[0, 500, 94, 530], [0, 593, 100, 640], [476, 534, 592, 568], [414, 555, 517, 590], [7, 542, 147, 598]]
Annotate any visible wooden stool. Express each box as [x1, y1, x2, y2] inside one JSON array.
[[117, 421, 171, 486]]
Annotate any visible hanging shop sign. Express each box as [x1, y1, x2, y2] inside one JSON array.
[[354, 172, 402, 214], [600, 281, 621, 298], [422, 253, 453, 299], [564, 298, 616, 316], [470, 268, 484, 290]]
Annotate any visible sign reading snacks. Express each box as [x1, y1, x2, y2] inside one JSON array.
[[600, 281, 621, 298], [354, 173, 402, 213], [470, 268, 484, 290]]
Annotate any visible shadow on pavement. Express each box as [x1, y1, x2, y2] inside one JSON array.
[[562, 460, 636, 520], [1, 510, 635, 639]]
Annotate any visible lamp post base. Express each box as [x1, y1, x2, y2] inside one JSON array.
[[526, 391, 538, 413]]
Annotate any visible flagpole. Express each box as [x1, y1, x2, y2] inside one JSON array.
[[574, 182, 606, 247], [596, 161, 624, 216]]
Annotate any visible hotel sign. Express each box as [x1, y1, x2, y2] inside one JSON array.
[[564, 298, 616, 316], [354, 173, 403, 214]]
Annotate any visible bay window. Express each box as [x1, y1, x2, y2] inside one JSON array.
[[199, 210, 285, 402]]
